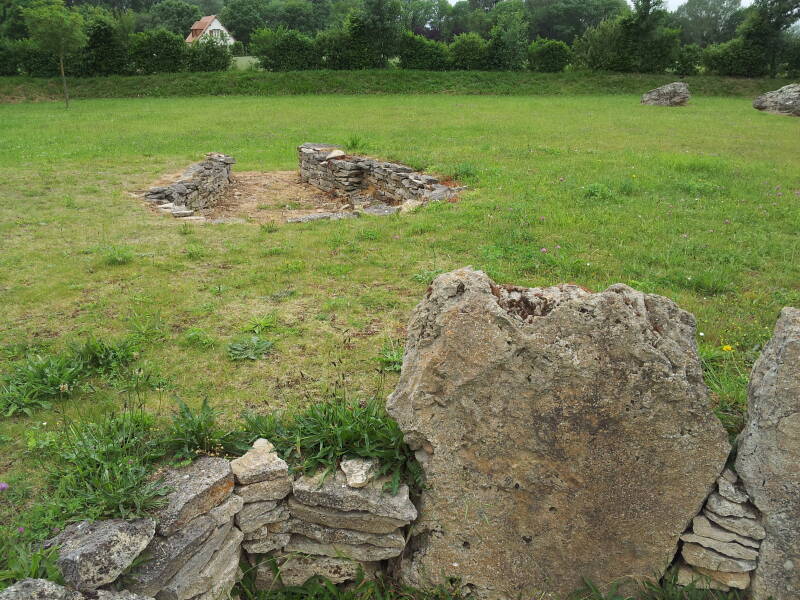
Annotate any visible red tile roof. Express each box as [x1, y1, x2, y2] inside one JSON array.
[[186, 15, 216, 43]]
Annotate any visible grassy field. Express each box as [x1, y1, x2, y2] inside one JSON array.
[[0, 70, 793, 102], [0, 93, 798, 555]]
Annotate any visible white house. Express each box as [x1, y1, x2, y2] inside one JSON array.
[[185, 16, 235, 46]]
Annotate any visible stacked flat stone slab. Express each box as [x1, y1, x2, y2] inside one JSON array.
[[0, 579, 154, 599], [297, 143, 462, 216], [145, 153, 234, 219], [252, 459, 417, 589], [676, 468, 762, 591], [231, 438, 293, 555], [122, 457, 243, 600]]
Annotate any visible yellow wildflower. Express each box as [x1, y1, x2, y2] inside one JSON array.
[[722, 345, 733, 352]]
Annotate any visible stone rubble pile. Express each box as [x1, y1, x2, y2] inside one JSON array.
[[641, 82, 691, 106], [297, 143, 464, 220], [676, 467, 763, 591], [144, 153, 234, 219]]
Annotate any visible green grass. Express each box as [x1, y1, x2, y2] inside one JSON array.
[[0, 70, 793, 103], [0, 91, 797, 593]]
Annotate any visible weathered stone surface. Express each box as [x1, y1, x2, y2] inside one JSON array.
[[287, 497, 407, 534], [235, 500, 288, 533], [706, 492, 758, 519], [154, 520, 232, 600], [254, 556, 364, 589], [682, 543, 757, 572], [0, 579, 83, 600], [0, 580, 155, 600], [157, 457, 233, 536], [242, 533, 290, 553], [340, 458, 379, 488], [716, 476, 749, 504], [187, 530, 242, 600], [235, 477, 292, 503], [47, 518, 156, 591], [230, 441, 288, 485], [692, 515, 759, 548], [285, 534, 405, 561], [704, 509, 766, 540], [293, 471, 416, 522], [285, 518, 405, 548], [753, 84, 800, 117], [127, 515, 216, 596], [641, 82, 691, 106], [386, 268, 731, 599], [208, 494, 243, 526], [676, 563, 730, 591], [695, 566, 751, 590], [680, 534, 759, 560], [736, 307, 800, 600]]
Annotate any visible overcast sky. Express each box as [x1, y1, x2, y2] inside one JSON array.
[[663, 0, 752, 9]]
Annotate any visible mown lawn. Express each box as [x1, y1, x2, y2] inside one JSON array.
[[0, 93, 798, 529]]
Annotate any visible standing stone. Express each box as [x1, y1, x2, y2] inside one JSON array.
[[386, 268, 730, 599], [736, 307, 800, 600], [641, 82, 691, 106], [753, 84, 800, 117]]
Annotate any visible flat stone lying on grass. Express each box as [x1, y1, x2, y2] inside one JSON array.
[[46, 518, 156, 591], [156, 457, 234, 536], [641, 82, 691, 106], [286, 212, 359, 223]]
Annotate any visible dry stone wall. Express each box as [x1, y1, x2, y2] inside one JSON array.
[[145, 153, 234, 219], [298, 143, 461, 215]]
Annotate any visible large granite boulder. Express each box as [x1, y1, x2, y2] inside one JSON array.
[[641, 82, 690, 106], [386, 268, 730, 599], [753, 84, 800, 117], [736, 307, 800, 600]]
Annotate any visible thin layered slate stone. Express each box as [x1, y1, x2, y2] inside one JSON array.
[[706, 492, 759, 519], [156, 457, 233, 536], [156, 519, 234, 600], [696, 566, 751, 590], [285, 518, 405, 548], [716, 477, 749, 504], [235, 501, 288, 533], [680, 534, 759, 560], [254, 556, 365, 588], [691, 515, 760, 548], [242, 533, 290, 554], [127, 515, 217, 596], [292, 471, 417, 522], [235, 478, 292, 503], [682, 543, 757, 573], [704, 509, 766, 540], [208, 494, 243, 526], [230, 440, 288, 485], [676, 563, 730, 591], [286, 497, 409, 534], [285, 534, 404, 561]]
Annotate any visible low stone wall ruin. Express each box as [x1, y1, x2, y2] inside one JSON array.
[[145, 153, 234, 218], [298, 143, 461, 213], [3, 275, 799, 600]]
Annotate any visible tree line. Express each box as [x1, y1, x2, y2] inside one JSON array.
[[1, 0, 798, 82]]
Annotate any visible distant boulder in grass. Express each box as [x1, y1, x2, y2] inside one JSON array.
[[641, 82, 691, 106], [753, 84, 800, 117]]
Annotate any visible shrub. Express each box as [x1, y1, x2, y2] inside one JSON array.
[[166, 398, 237, 461], [528, 38, 572, 73], [186, 37, 232, 72], [397, 31, 449, 70], [703, 37, 769, 77], [448, 32, 488, 70], [784, 35, 800, 77], [241, 397, 422, 493], [674, 43, 702, 76], [485, 11, 528, 71], [80, 13, 129, 76], [0, 353, 85, 417], [13, 38, 60, 77], [0, 38, 21, 76], [129, 28, 186, 74], [230, 40, 246, 56], [250, 26, 317, 71], [315, 15, 383, 70]]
